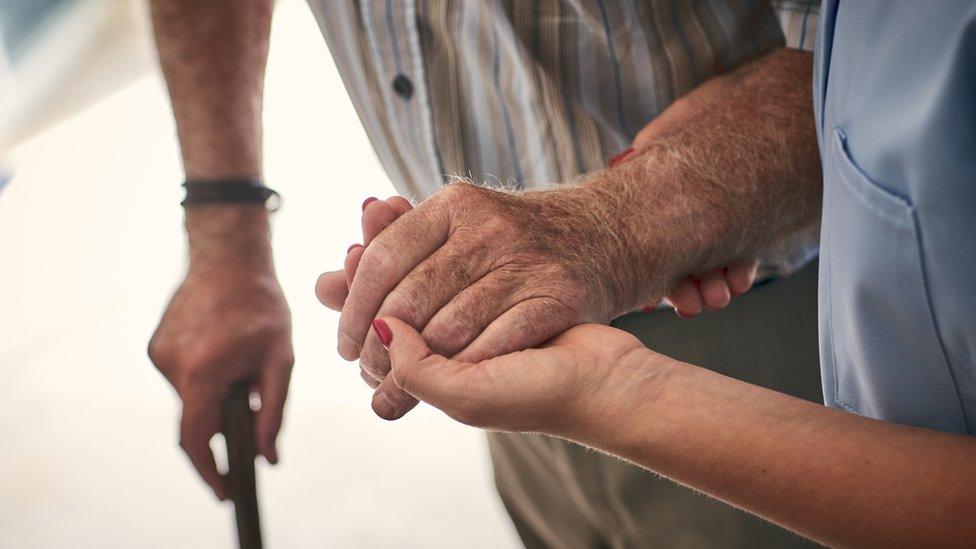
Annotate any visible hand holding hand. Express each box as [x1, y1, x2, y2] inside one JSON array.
[[317, 187, 756, 421]]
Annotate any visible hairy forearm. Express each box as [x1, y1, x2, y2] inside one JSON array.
[[568, 48, 822, 311], [150, 0, 275, 264], [150, 0, 273, 179], [569, 353, 976, 546]]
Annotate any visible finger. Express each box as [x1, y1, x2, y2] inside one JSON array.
[[344, 244, 365, 287], [385, 196, 414, 217], [382, 317, 466, 403], [726, 260, 759, 296], [699, 269, 732, 311], [338, 203, 450, 360], [665, 278, 704, 319], [315, 270, 348, 311], [371, 375, 420, 420], [357, 240, 492, 378], [180, 387, 229, 501], [454, 296, 575, 363], [360, 368, 380, 389], [254, 350, 293, 465], [362, 199, 399, 245], [421, 268, 523, 358]]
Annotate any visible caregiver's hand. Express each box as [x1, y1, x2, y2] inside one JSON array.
[[377, 316, 655, 434]]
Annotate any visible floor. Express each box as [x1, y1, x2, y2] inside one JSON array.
[[0, 2, 521, 547]]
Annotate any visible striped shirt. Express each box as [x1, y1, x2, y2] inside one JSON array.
[[307, 0, 820, 273], [308, 0, 819, 198]]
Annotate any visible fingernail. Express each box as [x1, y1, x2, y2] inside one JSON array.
[[347, 243, 363, 254], [372, 318, 392, 348], [362, 197, 378, 211], [641, 304, 655, 313], [609, 147, 635, 167]]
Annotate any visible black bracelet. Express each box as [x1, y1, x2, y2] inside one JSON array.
[[181, 177, 281, 211]]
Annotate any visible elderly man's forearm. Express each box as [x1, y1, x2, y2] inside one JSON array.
[[149, 0, 273, 181], [575, 48, 822, 307], [150, 0, 275, 262]]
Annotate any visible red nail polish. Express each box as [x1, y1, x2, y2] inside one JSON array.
[[347, 243, 363, 254], [641, 304, 655, 313], [609, 147, 635, 167], [362, 197, 379, 211], [372, 318, 392, 348]]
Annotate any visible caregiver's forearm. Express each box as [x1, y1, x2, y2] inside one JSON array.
[[570, 353, 976, 546]]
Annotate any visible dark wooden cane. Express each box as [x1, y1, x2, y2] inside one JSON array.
[[223, 383, 263, 549]]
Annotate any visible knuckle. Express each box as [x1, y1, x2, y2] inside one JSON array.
[[358, 240, 397, 285], [381, 288, 424, 324], [146, 336, 168, 365], [390, 365, 411, 392], [425, 312, 474, 356], [359, 350, 389, 380]]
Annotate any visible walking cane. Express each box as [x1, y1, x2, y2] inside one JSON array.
[[223, 382, 263, 549]]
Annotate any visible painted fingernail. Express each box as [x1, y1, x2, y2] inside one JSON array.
[[372, 318, 392, 348], [347, 243, 363, 254], [609, 147, 635, 167], [362, 197, 379, 211], [641, 304, 656, 313]]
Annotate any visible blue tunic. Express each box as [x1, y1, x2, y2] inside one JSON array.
[[815, 0, 976, 433]]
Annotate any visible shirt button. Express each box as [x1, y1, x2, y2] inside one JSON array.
[[392, 74, 414, 100]]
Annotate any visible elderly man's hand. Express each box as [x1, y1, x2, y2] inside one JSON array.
[[317, 190, 757, 420], [316, 180, 754, 419], [319, 182, 642, 420], [149, 208, 293, 501]]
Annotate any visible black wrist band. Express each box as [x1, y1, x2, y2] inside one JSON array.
[[181, 177, 281, 211]]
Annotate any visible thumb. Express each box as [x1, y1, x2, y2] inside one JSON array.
[[374, 317, 467, 407]]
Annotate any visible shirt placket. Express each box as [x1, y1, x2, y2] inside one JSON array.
[[359, 0, 442, 198]]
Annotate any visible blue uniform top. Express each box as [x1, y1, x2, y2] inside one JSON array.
[[815, 0, 976, 433]]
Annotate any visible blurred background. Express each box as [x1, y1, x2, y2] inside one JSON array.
[[0, 0, 520, 546]]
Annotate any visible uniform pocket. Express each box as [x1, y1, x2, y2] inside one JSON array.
[[820, 128, 964, 431]]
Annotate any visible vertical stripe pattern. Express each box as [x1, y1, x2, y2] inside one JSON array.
[[308, 0, 821, 199]]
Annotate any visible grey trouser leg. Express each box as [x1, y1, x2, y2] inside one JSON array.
[[488, 261, 822, 548]]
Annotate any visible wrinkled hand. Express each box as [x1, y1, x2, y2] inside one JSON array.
[[149, 264, 293, 500], [378, 316, 653, 435], [318, 183, 640, 421], [317, 191, 754, 420]]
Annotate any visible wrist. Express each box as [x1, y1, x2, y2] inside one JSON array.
[[545, 177, 682, 317], [185, 203, 274, 271], [559, 348, 679, 455]]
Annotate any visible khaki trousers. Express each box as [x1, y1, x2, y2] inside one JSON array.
[[488, 261, 822, 548]]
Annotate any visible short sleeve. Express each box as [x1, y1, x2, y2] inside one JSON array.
[[772, 0, 821, 52]]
